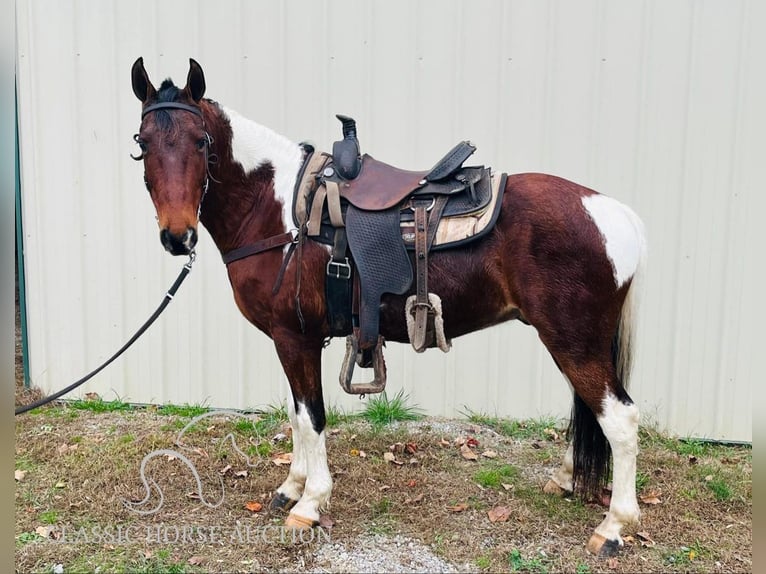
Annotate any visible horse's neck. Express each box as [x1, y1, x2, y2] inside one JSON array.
[[200, 103, 304, 253]]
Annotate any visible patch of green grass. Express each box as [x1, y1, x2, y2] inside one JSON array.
[[118, 433, 135, 444], [39, 510, 59, 524], [16, 531, 43, 546], [157, 403, 210, 417], [475, 464, 519, 488], [246, 442, 273, 458], [326, 404, 355, 427], [636, 470, 650, 491], [15, 456, 37, 471], [706, 476, 733, 501], [664, 540, 712, 567], [360, 390, 423, 426], [68, 397, 134, 413], [508, 548, 549, 573], [461, 408, 561, 440], [575, 563, 592, 574], [475, 555, 492, 570]]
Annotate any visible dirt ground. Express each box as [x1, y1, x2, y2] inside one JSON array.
[[13, 393, 752, 574]]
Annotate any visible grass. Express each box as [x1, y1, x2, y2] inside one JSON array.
[[14, 401, 752, 574], [474, 464, 518, 489], [359, 389, 423, 426], [157, 403, 210, 417], [68, 397, 134, 413], [508, 548, 549, 573], [461, 408, 561, 440]]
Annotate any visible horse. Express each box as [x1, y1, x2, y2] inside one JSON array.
[[130, 57, 647, 556]]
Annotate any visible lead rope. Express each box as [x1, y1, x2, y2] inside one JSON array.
[[15, 252, 197, 416]]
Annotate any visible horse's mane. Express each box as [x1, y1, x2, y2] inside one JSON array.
[[152, 79, 183, 130]]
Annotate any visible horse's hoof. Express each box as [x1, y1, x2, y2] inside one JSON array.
[[543, 479, 569, 496], [270, 492, 298, 512], [586, 533, 621, 557], [284, 512, 318, 531]]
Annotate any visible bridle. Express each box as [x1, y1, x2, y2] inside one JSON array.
[[133, 101, 216, 220]]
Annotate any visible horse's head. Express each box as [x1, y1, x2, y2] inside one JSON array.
[[131, 57, 210, 255]]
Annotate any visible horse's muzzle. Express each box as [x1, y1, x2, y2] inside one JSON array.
[[160, 227, 198, 255]]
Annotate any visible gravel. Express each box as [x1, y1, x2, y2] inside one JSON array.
[[305, 534, 472, 573]]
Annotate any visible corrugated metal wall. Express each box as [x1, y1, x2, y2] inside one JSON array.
[[17, 0, 760, 441]]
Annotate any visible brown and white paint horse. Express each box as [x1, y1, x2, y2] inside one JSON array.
[[131, 58, 646, 555]]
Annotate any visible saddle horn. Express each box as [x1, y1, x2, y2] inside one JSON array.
[[332, 114, 362, 180]]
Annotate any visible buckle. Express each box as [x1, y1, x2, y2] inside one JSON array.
[[327, 258, 352, 280]]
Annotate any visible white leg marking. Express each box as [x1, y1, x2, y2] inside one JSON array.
[[595, 394, 641, 543], [289, 402, 332, 522], [276, 400, 305, 502], [551, 443, 574, 492], [221, 106, 304, 231], [581, 194, 646, 288]]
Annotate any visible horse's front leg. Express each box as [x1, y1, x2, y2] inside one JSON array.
[[271, 331, 331, 529]]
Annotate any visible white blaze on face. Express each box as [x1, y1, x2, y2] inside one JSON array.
[[221, 106, 304, 231], [581, 194, 646, 288]]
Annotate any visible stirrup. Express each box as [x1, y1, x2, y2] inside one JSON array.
[[339, 335, 387, 395]]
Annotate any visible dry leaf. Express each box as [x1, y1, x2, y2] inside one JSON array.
[[459, 444, 478, 461], [448, 503, 469, 512], [319, 514, 335, 530], [481, 449, 498, 459], [454, 436, 466, 447], [466, 437, 480, 448], [219, 464, 232, 475], [188, 556, 205, 566], [272, 453, 293, 466], [234, 470, 248, 478], [607, 557, 619, 569], [14, 470, 26, 482], [704, 474, 714, 482], [186, 492, 201, 500], [623, 535, 635, 544], [54, 481, 66, 489], [636, 531, 655, 547], [405, 442, 418, 455], [639, 490, 662, 505], [245, 501, 263, 512], [501, 483, 514, 491], [383, 452, 396, 463], [543, 427, 560, 440], [439, 438, 450, 448], [35, 525, 54, 538], [409, 458, 419, 466], [405, 493, 425, 505], [350, 449, 360, 456], [407, 479, 417, 487], [84, 392, 101, 401], [272, 433, 289, 443], [378, 485, 391, 492], [487, 505, 511, 522]]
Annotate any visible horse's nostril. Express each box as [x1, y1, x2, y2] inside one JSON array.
[[160, 228, 197, 255]]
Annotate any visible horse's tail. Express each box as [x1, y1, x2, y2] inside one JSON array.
[[571, 205, 647, 499]]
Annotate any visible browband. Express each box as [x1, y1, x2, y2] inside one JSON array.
[[142, 101, 203, 119]]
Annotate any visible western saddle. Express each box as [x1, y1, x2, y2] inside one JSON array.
[[292, 115, 506, 395]]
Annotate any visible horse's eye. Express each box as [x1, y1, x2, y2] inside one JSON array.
[[196, 137, 207, 151]]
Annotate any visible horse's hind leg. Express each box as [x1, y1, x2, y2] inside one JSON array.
[[553, 356, 640, 555], [544, 443, 574, 495]]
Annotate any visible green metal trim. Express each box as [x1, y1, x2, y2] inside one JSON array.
[[14, 85, 30, 388]]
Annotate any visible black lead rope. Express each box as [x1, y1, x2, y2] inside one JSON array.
[[15, 253, 196, 416]]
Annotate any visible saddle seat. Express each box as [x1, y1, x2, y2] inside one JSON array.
[[340, 155, 428, 211]]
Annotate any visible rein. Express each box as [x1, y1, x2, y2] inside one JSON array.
[[15, 253, 197, 416]]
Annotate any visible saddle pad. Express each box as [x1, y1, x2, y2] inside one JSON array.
[[345, 203, 413, 349], [401, 171, 506, 251]]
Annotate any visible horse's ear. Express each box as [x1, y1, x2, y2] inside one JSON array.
[[185, 58, 206, 102], [131, 57, 156, 102]]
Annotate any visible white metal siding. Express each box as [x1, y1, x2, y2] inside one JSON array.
[[17, 0, 761, 441]]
